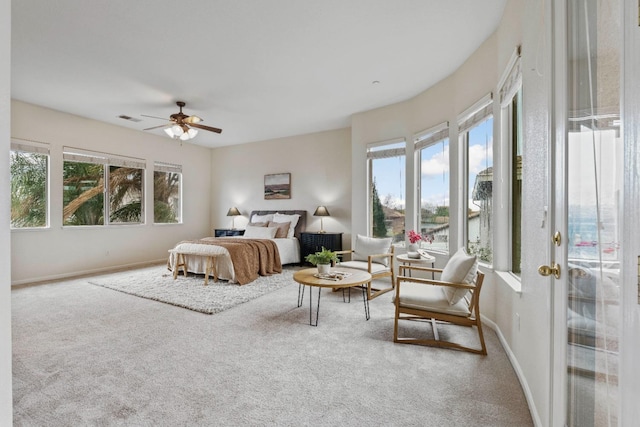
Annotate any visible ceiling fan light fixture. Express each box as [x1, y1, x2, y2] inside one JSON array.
[[171, 124, 184, 136], [143, 102, 221, 142]]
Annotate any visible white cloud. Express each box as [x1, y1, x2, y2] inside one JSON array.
[[420, 145, 449, 177], [421, 193, 449, 207], [468, 140, 493, 174]]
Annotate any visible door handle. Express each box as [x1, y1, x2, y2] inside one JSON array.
[[538, 262, 561, 279]]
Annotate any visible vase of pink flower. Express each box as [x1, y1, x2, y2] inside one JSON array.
[[406, 230, 424, 252]]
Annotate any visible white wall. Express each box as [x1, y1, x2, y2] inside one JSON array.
[[210, 128, 352, 244], [509, 0, 551, 424], [10, 100, 213, 284], [1, 0, 12, 422]]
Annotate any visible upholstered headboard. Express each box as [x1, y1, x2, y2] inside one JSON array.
[[249, 210, 307, 240]]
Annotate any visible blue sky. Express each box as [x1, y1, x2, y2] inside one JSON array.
[[373, 118, 493, 211]]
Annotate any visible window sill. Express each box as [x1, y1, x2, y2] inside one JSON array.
[[11, 226, 50, 232], [495, 270, 522, 294]]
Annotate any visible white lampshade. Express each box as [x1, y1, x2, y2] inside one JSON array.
[[164, 125, 198, 142], [171, 124, 184, 136]]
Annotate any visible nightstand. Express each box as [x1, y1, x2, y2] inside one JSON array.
[[214, 229, 245, 237], [397, 253, 436, 278], [300, 232, 343, 263]]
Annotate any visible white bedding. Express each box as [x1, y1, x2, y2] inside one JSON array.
[[168, 236, 300, 283]]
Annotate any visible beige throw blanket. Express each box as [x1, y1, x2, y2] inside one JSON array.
[[177, 238, 282, 285]]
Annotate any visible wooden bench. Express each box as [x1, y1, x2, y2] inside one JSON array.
[[168, 249, 222, 285]]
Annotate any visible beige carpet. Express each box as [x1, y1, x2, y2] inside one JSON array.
[[12, 265, 533, 426]]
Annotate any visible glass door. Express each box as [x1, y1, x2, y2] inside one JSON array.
[[551, 0, 622, 425]]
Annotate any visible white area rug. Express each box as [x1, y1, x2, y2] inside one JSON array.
[[88, 265, 295, 314]]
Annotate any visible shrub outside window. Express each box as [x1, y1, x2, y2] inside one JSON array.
[[10, 141, 49, 228], [109, 165, 144, 224], [499, 48, 523, 276], [510, 90, 523, 275], [154, 162, 182, 224]]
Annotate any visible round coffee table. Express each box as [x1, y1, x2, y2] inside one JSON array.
[[293, 267, 372, 326]]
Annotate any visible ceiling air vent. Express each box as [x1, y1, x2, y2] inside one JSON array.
[[118, 115, 142, 122]]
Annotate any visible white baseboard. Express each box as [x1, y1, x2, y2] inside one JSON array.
[[482, 315, 543, 427], [11, 259, 167, 287]]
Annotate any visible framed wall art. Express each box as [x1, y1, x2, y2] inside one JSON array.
[[264, 173, 291, 199]]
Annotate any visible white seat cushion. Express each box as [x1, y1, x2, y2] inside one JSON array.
[[396, 283, 471, 317], [170, 243, 227, 256], [340, 260, 390, 275]]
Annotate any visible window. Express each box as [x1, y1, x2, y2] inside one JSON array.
[[63, 148, 145, 226], [109, 164, 143, 224], [154, 162, 182, 224], [415, 123, 449, 252], [367, 139, 406, 242], [10, 140, 49, 228], [499, 47, 523, 275], [509, 91, 523, 274], [459, 96, 493, 263]]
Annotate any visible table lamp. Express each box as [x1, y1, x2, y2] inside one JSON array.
[[227, 207, 241, 229], [313, 206, 330, 233]]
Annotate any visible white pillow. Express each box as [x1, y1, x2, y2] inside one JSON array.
[[243, 225, 277, 239], [272, 213, 300, 238], [353, 234, 392, 267], [440, 248, 478, 305], [251, 213, 274, 223]]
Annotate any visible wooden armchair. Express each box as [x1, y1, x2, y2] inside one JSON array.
[[335, 234, 395, 300], [393, 249, 486, 355]]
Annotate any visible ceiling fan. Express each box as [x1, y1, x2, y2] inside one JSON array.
[[143, 101, 222, 141]]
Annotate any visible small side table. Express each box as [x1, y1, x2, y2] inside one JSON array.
[[300, 232, 343, 264], [397, 253, 436, 278]]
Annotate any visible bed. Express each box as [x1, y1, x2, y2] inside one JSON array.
[[168, 210, 306, 285]]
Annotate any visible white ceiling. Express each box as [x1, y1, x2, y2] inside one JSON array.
[[11, 0, 507, 148]]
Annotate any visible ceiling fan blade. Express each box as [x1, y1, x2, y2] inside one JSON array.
[[189, 122, 223, 134], [141, 114, 170, 121], [184, 115, 202, 124], [143, 124, 170, 131]]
